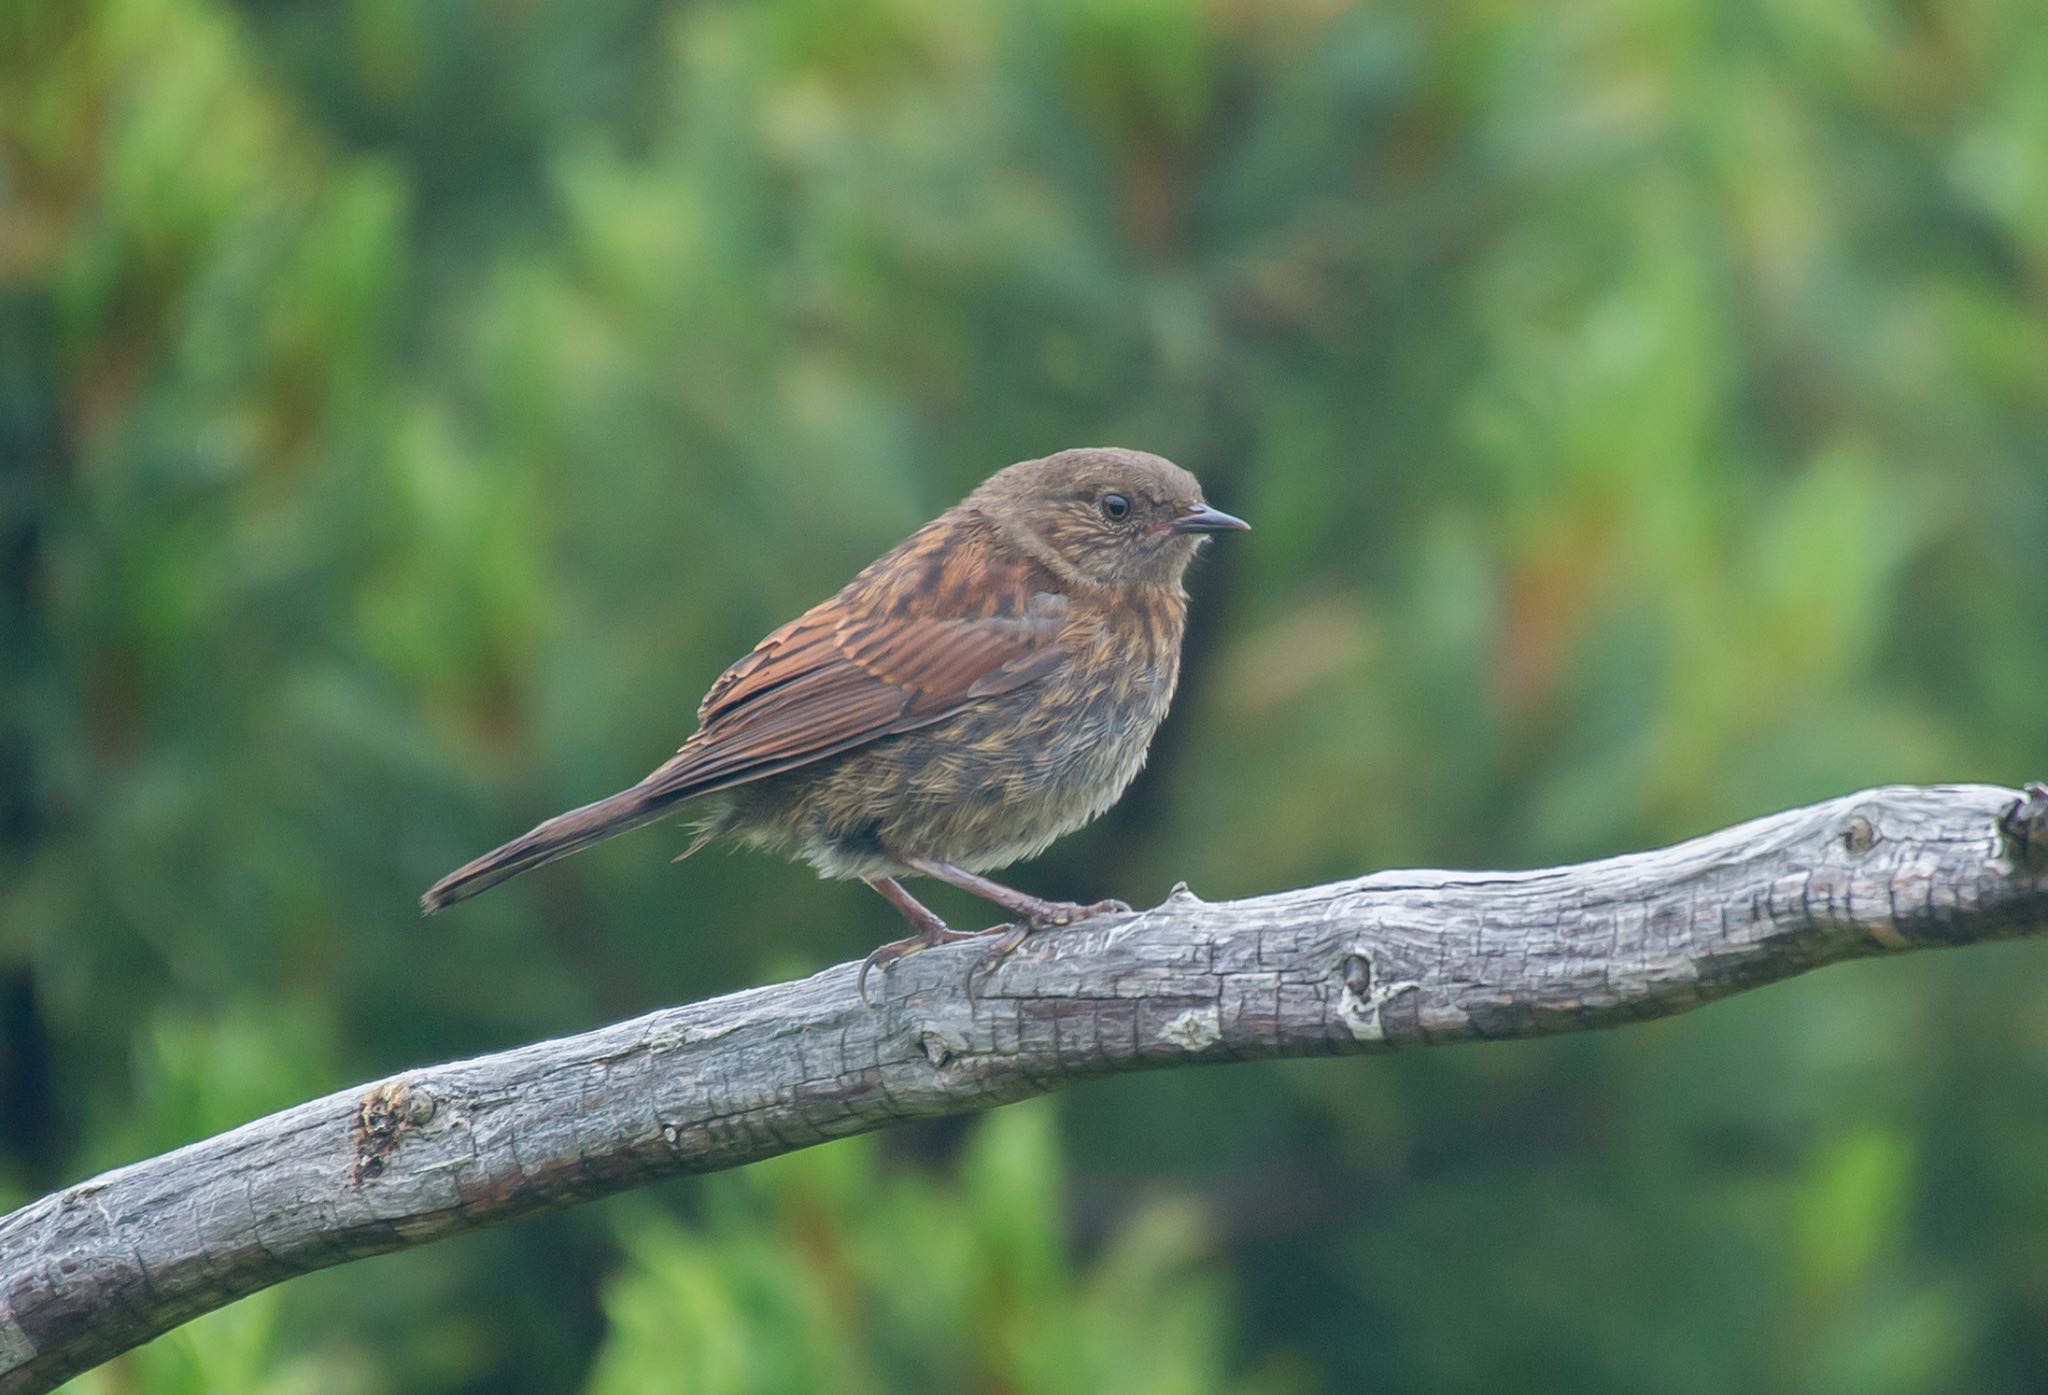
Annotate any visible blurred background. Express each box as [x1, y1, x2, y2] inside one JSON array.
[[5, 0, 2048, 1390]]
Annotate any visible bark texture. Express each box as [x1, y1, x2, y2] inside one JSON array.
[[5, 782, 2047, 1393]]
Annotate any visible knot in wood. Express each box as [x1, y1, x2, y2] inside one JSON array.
[[918, 1030, 959, 1069], [1841, 813, 1878, 856], [351, 1081, 419, 1185], [2000, 783, 2048, 870], [1341, 954, 1372, 998]]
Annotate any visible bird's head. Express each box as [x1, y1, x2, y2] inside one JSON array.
[[969, 447, 1248, 590]]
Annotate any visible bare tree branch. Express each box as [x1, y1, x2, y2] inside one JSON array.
[[4, 782, 2046, 1393]]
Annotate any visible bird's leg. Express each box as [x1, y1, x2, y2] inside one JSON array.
[[904, 858, 1131, 996], [904, 858, 1131, 929], [858, 875, 980, 1004]]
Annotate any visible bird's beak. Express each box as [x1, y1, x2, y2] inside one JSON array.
[[1172, 502, 1250, 534]]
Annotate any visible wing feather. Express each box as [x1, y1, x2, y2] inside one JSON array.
[[640, 516, 1069, 803]]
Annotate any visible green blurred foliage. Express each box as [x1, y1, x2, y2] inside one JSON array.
[[3, 0, 2047, 1390], [586, 1102, 1278, 1395]]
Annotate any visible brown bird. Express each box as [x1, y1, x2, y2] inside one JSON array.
[[422, 447, 1247, 997]]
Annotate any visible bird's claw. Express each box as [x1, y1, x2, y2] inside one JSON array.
[[855, 945, 900, 1008], [965, 897, 1132, 1000], [1027, 896, 1133, 929], [965, 921, 1033, 1003], [857, 925, 979, 1006]]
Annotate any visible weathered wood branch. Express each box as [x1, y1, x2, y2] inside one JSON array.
[[5, 782, 2047, 1392]]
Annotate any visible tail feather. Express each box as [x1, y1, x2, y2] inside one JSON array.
[[421, 782, 679, 914]]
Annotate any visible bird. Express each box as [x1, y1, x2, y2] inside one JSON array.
[[421, 446, 1247, 999]]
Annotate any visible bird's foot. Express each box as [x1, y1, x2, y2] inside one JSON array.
[[857, 924, 980, 1006], [965, 897, 1132, 1000], [1024, 897, 1132, 929]]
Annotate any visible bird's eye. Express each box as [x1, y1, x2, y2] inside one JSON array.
[[1100, 493, 1131, 521]]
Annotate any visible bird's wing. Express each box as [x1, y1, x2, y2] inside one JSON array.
[[418, 515, 1069, 913], [639, 520, 1071, 802]]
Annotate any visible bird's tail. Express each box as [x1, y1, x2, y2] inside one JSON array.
[[421, 781, 682, 914]]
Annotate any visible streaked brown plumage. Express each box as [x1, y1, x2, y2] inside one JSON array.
[[421, 447, 1247, 995]]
